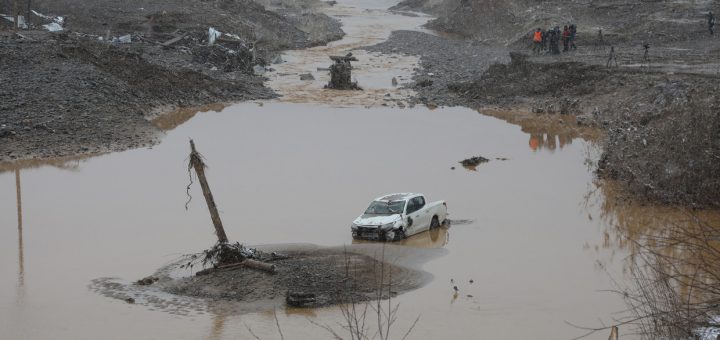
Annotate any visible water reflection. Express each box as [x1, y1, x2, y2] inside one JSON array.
[[151, 104, 227, 131], [479, 108, 601, 153], [15, 169, 25, 301], [583, 179, 720, 276], [528, 132, 573, 152], [207, 314, 227, 340], [0, 154, 88, 174], [351, 226, 450, 248]]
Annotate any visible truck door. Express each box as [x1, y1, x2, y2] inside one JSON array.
[[405, 196, 428, 234]]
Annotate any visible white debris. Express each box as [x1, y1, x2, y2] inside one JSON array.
[[224, 33, 242, 41], [253, 64, 266, 75], [31, 10, 52, 20], [1, 14, 28, 29], [208, 27, 221, 45], [33, 11, 65, 31], [16, 15, 27, 29], [43, 22, 63, 32], [113, 34, 132, 44]]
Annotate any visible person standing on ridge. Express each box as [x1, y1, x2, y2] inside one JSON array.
[[532, 28, 543, 55], [607, 46, 618, 67], [550, 27, 561, 54], [562, 25, 570, 52]]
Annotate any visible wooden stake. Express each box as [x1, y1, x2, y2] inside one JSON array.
[[608, 326, 618, 340], [189, 139, 229, 244]]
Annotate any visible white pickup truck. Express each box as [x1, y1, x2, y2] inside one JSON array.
[[351, 193, 448, 241]]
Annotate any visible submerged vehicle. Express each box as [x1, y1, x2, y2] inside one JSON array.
[[351, 193, 448, 241]]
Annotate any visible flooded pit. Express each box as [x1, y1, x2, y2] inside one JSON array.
[[3, 102, 632, 339], [2, 0, 718, 339]]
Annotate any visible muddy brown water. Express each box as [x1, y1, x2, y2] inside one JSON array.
[[1, 102, 627, 339], [2, 1, 716, 339]]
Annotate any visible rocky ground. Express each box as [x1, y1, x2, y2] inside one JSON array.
[[370, 0, 720, 208], [0, 0, 343, 162]]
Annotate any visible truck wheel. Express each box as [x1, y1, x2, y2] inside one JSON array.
[[395, 229, 406, 241], [430, 216, 440, 230]]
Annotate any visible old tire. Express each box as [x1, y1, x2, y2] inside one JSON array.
[[430, 216, 440, 230]]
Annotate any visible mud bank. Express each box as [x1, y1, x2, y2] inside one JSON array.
[[0, 0, 344, 162], [93, 244, 439, 313]]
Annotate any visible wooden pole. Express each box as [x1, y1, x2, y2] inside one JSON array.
[[608, 326, 618, 340], [189, 139, 229, 243]]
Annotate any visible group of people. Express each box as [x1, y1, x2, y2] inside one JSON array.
[[532, 25, 577, 55]]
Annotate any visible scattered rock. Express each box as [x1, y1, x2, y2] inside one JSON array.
[[299, 73, 315, 81], [272, 55, 284, 64], [286, 291, 316, 307], [416, 76, 433, 87], [253, 64, 266, 75], [135, 276, 159, 286]]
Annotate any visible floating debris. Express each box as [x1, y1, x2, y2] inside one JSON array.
[[459, 156, 490, 168]]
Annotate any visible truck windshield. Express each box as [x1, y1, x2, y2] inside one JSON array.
[[364, 200, 405, 215]]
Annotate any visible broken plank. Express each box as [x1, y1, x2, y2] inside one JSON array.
[[161, 35, 185, 47]]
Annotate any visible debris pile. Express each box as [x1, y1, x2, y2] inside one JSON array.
[[325, 53, 361, 90], [459, 156, 490, 167]]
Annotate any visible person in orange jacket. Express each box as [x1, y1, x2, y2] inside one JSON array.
[[532, 28, 543, 55]]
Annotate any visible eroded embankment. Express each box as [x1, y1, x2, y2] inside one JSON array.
[[368, 30, 720, 208]]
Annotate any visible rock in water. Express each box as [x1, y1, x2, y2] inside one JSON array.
[[325, 55, 360, 90]]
